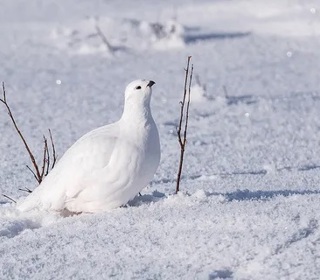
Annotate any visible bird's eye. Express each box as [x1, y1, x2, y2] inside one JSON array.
[[135, 86, 141, 90]]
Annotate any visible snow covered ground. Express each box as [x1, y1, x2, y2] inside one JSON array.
[[1, 0, 320, 278]]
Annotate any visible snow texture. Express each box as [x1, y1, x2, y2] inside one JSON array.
[[1, 0, 320, 279]]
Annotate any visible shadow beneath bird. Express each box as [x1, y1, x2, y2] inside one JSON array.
[[127, 190, 166, 207]]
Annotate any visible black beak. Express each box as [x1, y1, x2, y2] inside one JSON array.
[[147, 80, 155, 87]]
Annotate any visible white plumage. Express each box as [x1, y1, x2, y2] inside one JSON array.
[[17, 80, 161, 213]]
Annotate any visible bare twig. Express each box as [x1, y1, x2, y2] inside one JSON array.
[[184, 64, 193, 145], [26, 165, 38, 182], [176, 56, 193, 194], [40, 136, 48, 179], [45, 138, 50, 176], [49, 129, 57, 169], [0, 83, 58, 187], [94, 18, 114, 53], [18, 187, 32, 193], [177, 58, 191, 146], [2, 194, 16, 203], [0, 82, 42, 183]]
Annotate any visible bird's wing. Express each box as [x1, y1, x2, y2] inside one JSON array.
[[59, 123, 119, 171], [55, 122, 120, 193], [64, 142, 139, 212], [18, 123, 120, 211]]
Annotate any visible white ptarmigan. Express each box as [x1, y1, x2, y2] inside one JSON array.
[[17, 80, 161, 213]]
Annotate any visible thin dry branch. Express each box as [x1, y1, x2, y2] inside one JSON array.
[[177, 57, 191, 147], [2, 194, 16, 203], [94, 19, 114, 53], [18, 187, 32, 193], [0, 83, 58, 187], [26, 165, 38, 182], [176, 56, 193, 194], [0, 82, 42, 183], [49, 129, 57, 169], [45, 138, 50, 176], [40, 136, 48, 179], [183, 64, 193, 146]]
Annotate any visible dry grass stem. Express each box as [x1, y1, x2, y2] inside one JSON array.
[[0, 82, 57, 188], [176, 56, 193, 194]]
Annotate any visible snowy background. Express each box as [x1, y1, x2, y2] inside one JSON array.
[[1, 0, 320, 279]]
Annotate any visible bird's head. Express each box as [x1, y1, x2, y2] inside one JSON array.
[[124, 79, 155, 105]]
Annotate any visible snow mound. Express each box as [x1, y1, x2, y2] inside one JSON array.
[[50, 17, 185, 55], [0, 205, 61, 240]]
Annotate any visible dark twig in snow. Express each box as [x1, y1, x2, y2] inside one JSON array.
[[45, 136, 50, 176], [49, 129, 57, 169], [94, 18, 114, 54], [0, 82, 58, 187], [18, 187, 32, 193], [40, 136, 48, 179], [176, 56, 193, 194], [26, 165, 38, 182], [2, 194, 16, 203], [0, 82, 42, 183]]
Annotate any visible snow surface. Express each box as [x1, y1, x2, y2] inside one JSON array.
[[1, 0, 320, 279]]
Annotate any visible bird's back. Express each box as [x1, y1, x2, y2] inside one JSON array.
[[17, 123, 119, 212]]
